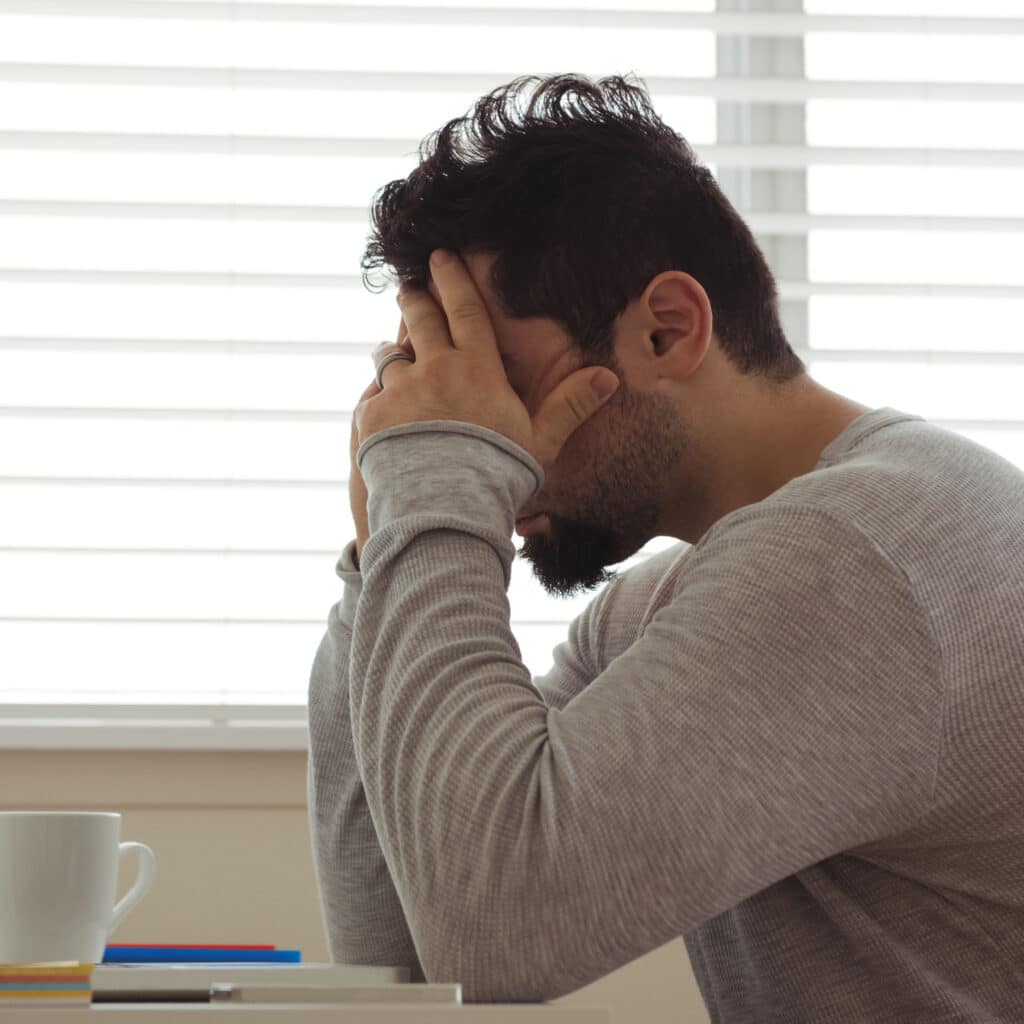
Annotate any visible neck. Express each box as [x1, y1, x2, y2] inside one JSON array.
[[667, 373, 870, 545]]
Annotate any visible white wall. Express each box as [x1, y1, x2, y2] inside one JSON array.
[[1, 749, 709, 1024]]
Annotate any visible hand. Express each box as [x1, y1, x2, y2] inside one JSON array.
[[354, 250, 619, 471], [350, 316, 413, 568]]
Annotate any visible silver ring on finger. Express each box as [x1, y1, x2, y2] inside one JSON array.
[[374, 348, 415, 390]]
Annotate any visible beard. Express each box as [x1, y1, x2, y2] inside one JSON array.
[[517, 512, 625, 598], [516, 380, 694, 599]]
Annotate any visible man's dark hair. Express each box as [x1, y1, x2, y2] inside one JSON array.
[[362, 72, 805, 384]]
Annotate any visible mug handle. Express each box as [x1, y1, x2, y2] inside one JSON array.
[[108, 841, 157, 937]]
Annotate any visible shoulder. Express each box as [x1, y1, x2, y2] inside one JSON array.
[[658, 496, 931, 662], [687, 499, 907, 588]]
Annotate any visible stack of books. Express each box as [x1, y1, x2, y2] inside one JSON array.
[[0, 963, 94, 1007], [0, 947, 460, 1008]]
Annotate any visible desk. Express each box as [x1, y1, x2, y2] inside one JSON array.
[[37, 964, 612, 1022], [12, 1007, 610, 1023]]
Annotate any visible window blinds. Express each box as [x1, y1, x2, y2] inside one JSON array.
[[2, 0, 1021, 747]]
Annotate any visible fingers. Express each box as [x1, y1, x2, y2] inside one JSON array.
[[363, 317, 410, 399], [395, 314, 408, 346], [395, 285, 451, 358], [396, 315, 414, 355], [354, 317, 408, 454], [421, 250, 496, 354]]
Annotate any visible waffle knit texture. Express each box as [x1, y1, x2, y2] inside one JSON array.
[[307, 406, 1024, 1021]]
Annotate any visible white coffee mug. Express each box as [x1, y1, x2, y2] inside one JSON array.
[[0, 811, 156, 964]]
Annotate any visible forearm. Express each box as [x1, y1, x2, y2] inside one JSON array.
[[307, 540, 425, 981]]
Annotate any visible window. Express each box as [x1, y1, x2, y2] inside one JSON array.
[[2, 0, 1021, 746], [804, 0, 1024, 467]]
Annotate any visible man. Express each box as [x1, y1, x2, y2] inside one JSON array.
[[307, 72, 1024, 1021]]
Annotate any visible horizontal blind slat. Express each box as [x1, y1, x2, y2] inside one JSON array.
[[5, 202, 1024, 235], [0, 703, 305, 718], [784, 282, 1024, 299], [0, 474, 341, 486], [0, 336, 379, 353], [4, 63, 1023, 102], [0, 615, 581, 626], [10, 412, 1024, 429], [6, 339, 1024, 363], [806, 349, 1024, 365], [2, 2, 1023, 34], [5, 132, 1024, 167], [7, 411, 1024, 429], [5, 270, 1024, 297], [1, 405, 348, 419], [0, 725, 310, 751], [0, 198, 366, 222], [751, 213, 1024, 233], [0, 65, 711, 93]]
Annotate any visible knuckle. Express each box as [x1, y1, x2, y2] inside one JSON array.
[[566, 394, 588, 421], [450, 301, 485, 324]]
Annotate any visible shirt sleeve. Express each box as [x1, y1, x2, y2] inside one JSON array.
[[351, 421, 944, 1004], [306, 538, 427, 982], [307, 529, 631, 979]]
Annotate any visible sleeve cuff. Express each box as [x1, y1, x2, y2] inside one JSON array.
[[357, 420, 544, 538]]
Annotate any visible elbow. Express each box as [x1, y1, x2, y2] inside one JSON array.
[[417, 909, 573, 1004]]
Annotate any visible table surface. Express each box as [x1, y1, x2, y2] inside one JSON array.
[[21, 964, 612, 1021], [6, 1005, 612, 1023]]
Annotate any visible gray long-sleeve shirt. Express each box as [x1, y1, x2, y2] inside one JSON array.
[[307, 405, 1024, 1021]]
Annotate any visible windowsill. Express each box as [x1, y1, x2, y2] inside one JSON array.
[[0, 721, 309, 750], [0, 707, 309, 751]]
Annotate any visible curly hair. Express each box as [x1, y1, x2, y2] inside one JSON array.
[[361, 72, 805, 384]]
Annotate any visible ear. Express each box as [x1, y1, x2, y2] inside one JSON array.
[[644, 272, 714, 378]]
